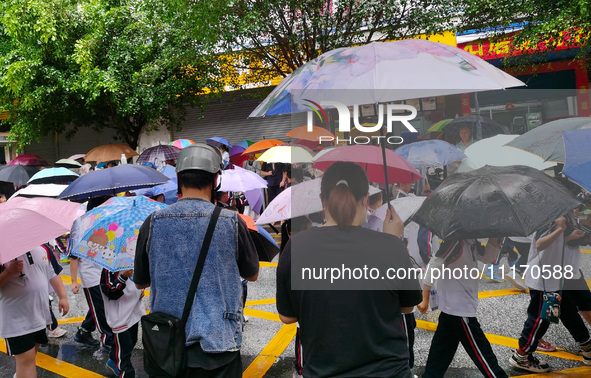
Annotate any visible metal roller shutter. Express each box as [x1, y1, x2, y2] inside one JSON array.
[[24, 127, 121, 163], [174, 92, 306, 145]]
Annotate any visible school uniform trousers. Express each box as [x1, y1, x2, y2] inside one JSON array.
[[110, 323, 138, 377], [81, 285, 114, 345], [423, 312, 508, 378], [518, 289, 590, 354]]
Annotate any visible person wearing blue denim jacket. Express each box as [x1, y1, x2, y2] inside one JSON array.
[[134, 143, 259, 377]]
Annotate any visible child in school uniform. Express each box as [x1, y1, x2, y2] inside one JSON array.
[[418, 238, 508, 378], [100, 268, 145, 377]]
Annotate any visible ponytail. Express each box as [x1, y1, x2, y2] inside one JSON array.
[[320, 162, 370, 230]]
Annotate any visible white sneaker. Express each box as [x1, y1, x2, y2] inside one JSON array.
[[47, 327, 67, 338]]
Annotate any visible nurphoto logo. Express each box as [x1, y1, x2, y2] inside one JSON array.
[[304, 99, 419, 145]]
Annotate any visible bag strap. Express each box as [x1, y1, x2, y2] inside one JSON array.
[[181, 205, 222, 324]]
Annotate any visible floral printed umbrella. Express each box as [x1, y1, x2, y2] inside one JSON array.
[[69, 196, 166, 271], [249, 39, 525, 117]]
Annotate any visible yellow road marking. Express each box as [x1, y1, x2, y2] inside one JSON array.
[[416, 319, 583, 362], [478, 288, 527, 299], [581, 249, 591, 254], [242, 324, 297, 378], [60, 276, 80, 285], [244, 308, 281, 322], [246, 298, 276, 306], [513, 365, 591, 377], [1, 338, 106, 378], [57, 316, 86, 324], [259, 262, 278, 267]]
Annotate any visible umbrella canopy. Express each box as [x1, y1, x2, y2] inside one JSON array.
[[229, 146, 248, 167], [458, 135, 555, 173], [395, 140, 465, 168], [313, 145, 422, 184], [206, 137, 232, 148], [220, 166, 267, 192], [0, 165, 39, 186], [10, 184, 68, 199], [250, 39, 524, 117], [58, 165, 169, 200], [28, 167, 79, 185], [0, 197, 81, 263], [411, 165, 581, 240], [169, 139, 195, 149], [68, 154, 86, 161], [238, 214, 280, 261], [253, 225, 280, 262], [427, 119, 453, 132], [255, 177, 381, 225], [504, 117, 591, 163], [243, 139, 285, 155], [257, 146, 314, 164], [69, 196, 167, 271], [137, 145, 181, 165], [54, 159, 82, 168], [441, 115, 510, 143], [286, 125, 335, 142], [562, 129, 591, 193], [235, 140, 254, 150], [372, 196, 427, 223], [7, 154, 49, 166], [85, 144, 139, 163]]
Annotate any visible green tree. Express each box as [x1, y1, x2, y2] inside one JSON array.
[[0, 0, 223, 149], [200, 0, 459, 85], [458, 0, 589, 63]]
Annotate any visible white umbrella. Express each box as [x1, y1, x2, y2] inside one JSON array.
[[220, 166, 267, 192], [257, 146, 314, 164], [9, 184, 68, 199], [255, 178, 381, 225], [371, 196, 427, 223], [250, 39, 525, 117], [458, 135, 555, 172]]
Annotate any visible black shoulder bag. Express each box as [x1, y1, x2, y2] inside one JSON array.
[[141, 205, 222, 377]]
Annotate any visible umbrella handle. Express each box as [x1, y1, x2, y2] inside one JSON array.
[[380, 127, 392, 213]]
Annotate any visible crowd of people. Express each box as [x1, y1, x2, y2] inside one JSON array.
[[2, 136, 591, 378]]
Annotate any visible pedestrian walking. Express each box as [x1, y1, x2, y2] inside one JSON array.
[[134, 143, 259, 377], [0, 247, 70, 378], [277, 161, 422, 377]]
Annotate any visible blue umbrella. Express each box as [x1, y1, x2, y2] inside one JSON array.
[[143, 178, 178, 205], [28, 167, 79, 184], [206, 137, 232, 148], [58, 165, 169, 200], [563, 129, 591, 192], [395, 140, 466, 168], [70, 196, 167, 271]]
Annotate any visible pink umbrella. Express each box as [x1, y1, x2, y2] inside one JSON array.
[[0, 197, 81, 263], [312, 145, 422, 184], [68, 154, 87, 161], [6, 154, 49, 166]]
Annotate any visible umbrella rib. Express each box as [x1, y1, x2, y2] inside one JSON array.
[[483, 176, 528, 236]]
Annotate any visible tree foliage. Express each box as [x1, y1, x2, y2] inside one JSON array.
[[0, 0, 223, 149], [201, 0, 458, 85], [458, 0, 590, 62]]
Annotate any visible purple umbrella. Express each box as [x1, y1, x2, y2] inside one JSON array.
[[137, 145, 181, 164]]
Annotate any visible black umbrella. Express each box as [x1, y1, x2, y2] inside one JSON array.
[[411, 165, 581, 240], [0, 165, 39, 186], [443, 115, 510, 143], [504, 117, 591, 163]]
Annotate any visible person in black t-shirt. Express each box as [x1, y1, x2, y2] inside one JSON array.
[[276, 162, 421, 377]]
